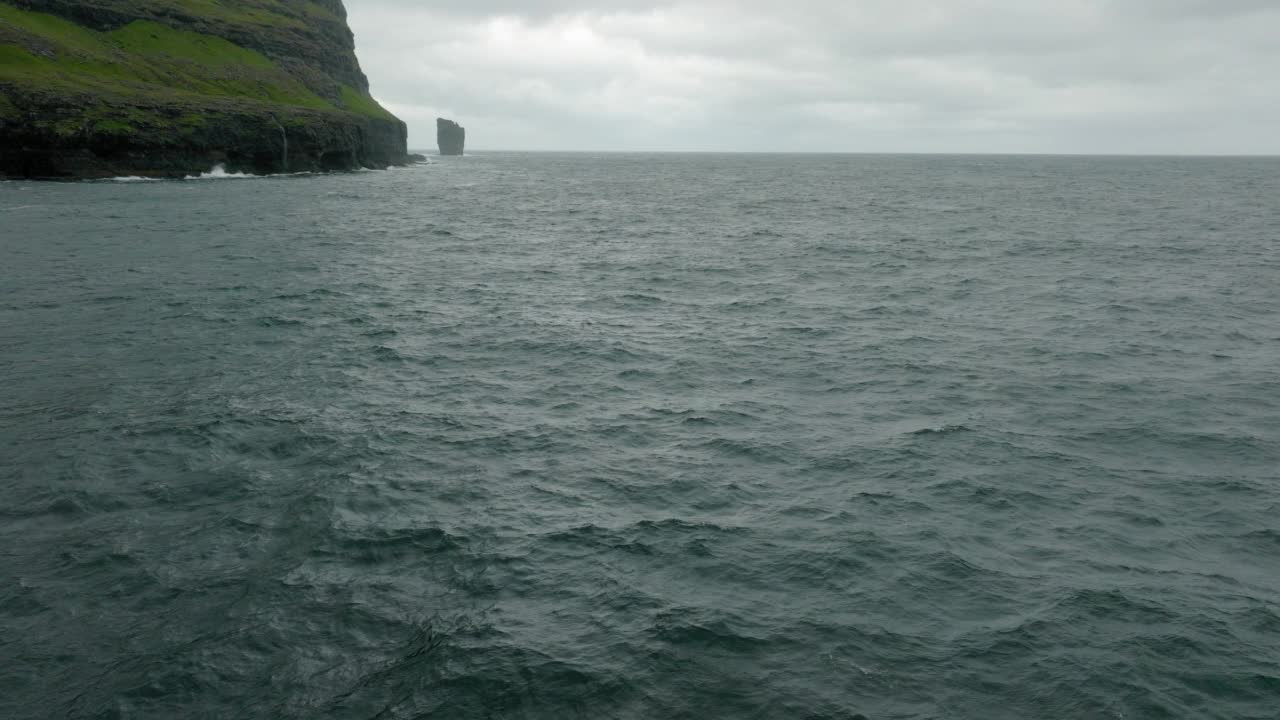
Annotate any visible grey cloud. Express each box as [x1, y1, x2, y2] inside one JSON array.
[[348, 0, 1280, 153]]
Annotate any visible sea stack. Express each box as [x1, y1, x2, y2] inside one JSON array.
[[437, 118, 465, 156]]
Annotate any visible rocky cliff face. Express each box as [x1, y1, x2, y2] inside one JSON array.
[[437, 117, 464, 156], [0, 0, 408, 178]]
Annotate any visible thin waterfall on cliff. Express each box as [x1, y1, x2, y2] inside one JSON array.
[[271, 115, 288, 172]]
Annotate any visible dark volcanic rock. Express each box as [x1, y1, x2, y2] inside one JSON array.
[[1, 90, 407, 179], [0, 0, 409, 178], [437, 117, 465, 156]]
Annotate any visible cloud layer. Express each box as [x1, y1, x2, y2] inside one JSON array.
[[347, 1, 1280, 153]]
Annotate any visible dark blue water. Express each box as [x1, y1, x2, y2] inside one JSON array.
[[2, 154, 1278, 719]]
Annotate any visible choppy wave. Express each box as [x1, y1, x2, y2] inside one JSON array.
[[2, 153, 1279, 719]]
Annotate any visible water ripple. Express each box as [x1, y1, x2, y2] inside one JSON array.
[[2, 154, 1279, 719]]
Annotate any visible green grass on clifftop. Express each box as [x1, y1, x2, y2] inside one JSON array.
[[339, 84, 396, 121], [110, 20, 273, 68], [0, 2, 396, 120]]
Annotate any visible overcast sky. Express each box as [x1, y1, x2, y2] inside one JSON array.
[[346, 1, 1279, 154]]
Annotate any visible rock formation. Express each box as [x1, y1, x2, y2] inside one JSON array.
[[0, 0, 409, 178], [437, 117, 464, 156]]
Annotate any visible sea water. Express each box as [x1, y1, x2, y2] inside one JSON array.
[[1, 153, 1278, 719]]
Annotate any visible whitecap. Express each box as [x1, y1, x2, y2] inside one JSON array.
[[184, 163, 257, 180]]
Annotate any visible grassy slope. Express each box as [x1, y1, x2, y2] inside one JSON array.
[[110, 0, 326, 28], [0, 1, 397, 135]]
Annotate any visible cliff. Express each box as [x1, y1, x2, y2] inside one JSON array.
[[437, 117, 463, 156], [0, 0, 408, 178]]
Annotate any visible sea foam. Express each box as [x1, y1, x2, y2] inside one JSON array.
[[185, 163, 256, 180]]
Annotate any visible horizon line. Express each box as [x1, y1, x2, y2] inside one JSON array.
[[408, 149, 1280, 159]]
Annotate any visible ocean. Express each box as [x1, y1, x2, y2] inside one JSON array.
[[1, 153, 1278, 719]]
